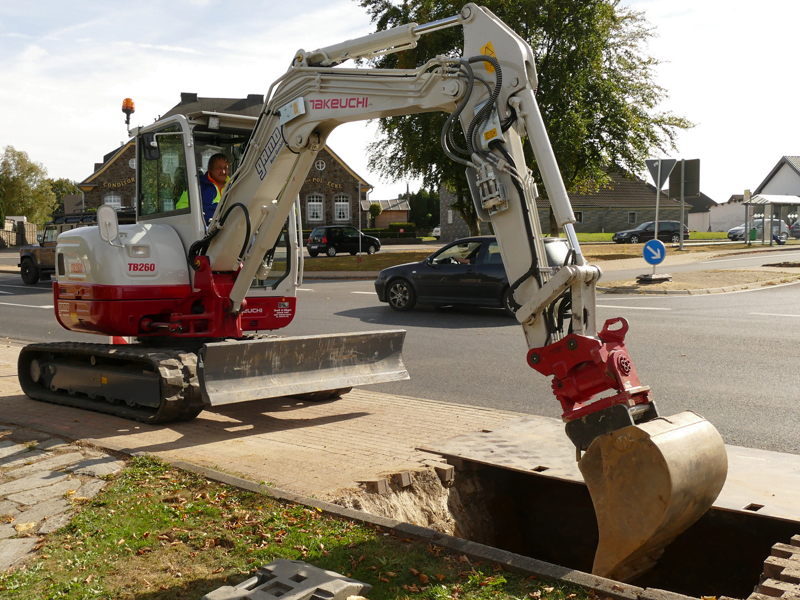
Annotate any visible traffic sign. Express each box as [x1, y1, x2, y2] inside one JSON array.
[[669, 159, 700, 198], [645, 159, 677, 189], [643, 239, 666, 265]]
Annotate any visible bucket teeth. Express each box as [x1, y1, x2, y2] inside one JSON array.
[[578, 411, 728, 582]]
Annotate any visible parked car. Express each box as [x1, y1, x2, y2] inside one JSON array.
[[792, 221, 800, 239], [432, 225, 441, 239], [306, 225, 381, 257], [727, 219, 790, 241], [374, 236, 570, 316], [612, 221, 689, 244]]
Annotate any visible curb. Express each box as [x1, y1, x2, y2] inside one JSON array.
[[84, 436, 691, 600], [598, 275, 800, 295]]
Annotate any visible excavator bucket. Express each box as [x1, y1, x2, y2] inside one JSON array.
[[197, 329, 408, 406], [579, 411, 727, 582]]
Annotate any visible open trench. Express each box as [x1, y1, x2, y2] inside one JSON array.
[[332, 463, 800, 599]]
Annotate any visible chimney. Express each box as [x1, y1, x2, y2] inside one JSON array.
[[247, 94, 264, 105], [180, 92, 198, 104]]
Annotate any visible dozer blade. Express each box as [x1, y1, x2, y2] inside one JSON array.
[[197, 330, 408, 406], [579, 410, 727, 582]]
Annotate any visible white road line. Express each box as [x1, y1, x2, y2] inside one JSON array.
[[0, 302, 53, 309], [0, 290, 11, 294], [597, 305, 671, 311], [351, 291, 374, 294], [703, 252, 800, 264], [750, 312, 800, 318]]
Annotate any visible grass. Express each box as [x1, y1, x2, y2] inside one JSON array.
[[0, 456, 591, 600]]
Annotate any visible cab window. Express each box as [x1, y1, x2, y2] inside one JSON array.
[[432, 241, 482, 265], [43, 226, 58, 243], [139, 123, 189, 217]]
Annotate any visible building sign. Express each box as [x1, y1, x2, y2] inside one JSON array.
[[305, 177, 343, 189], [102, 177, 135, 189]]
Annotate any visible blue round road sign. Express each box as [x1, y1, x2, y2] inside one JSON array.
[[643, 239, 666, 265]]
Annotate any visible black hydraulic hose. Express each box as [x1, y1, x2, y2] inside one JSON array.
[[440, 62, 475, 166], [218, 202, 252, 263], [186, 203, 251, 271], [466, 55, 502, 155]]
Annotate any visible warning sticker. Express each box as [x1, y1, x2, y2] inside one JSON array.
[[480, 41, 497, 73]]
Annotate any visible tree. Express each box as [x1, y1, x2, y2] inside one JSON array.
[[0, 146, 57, 225], [408, 188, 439, 229], [47, 178, 80, 213], [359, 0, 692, 235], [368, 202, 383, 227]]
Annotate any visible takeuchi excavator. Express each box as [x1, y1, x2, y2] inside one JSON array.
[[17, 4, 727, 582]]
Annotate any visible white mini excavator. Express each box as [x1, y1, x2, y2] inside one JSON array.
[[18, 4, 727, 582]]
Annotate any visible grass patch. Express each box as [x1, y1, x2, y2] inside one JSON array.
[[304, 252, 431, 272], [0, 456, 590, 600]]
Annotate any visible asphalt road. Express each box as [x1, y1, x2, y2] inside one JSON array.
[[3, 271, 800, 456]]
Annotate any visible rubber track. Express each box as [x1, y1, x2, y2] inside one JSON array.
[[18, 342, 206, 424]]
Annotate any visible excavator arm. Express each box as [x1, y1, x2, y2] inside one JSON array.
[[186, 3, 726, 581]]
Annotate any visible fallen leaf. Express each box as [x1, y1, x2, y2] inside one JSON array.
[[435, 574, 446, 581], [543, 587, 554, 593], [530, 592, 541, 599], [386, 572, 397, 577], [117, 538, 125, 545], [14, 523, 35, 533], [212, 567, 225, 574], [409, 568, 420, 575], [403, 584, 421, 593], [379, 577, 390, 583], [419, 574, 429, 584], [143, 531, 150, 539], [85, 575, 94, 584]]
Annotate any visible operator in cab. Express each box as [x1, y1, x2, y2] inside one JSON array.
[[200, 153, 229, 224]]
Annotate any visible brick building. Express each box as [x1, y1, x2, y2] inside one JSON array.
[[77, 93, 398, 230]]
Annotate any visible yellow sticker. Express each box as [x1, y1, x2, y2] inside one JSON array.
[[484, 128, 498, 141], [480, 41, 497, 73], [101, 376, 108, 385], [293, 101, 299, 115]]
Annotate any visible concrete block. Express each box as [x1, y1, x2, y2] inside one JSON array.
[[765, 556, 789, 580], [0, 440, 28, 460], [792, 535, 800, 548], [71, 479, 106, 501], [433, 464, 454, 484], [773, 543, 800, 560], [38, 511, 72, 534], [392, 471, 413, 487], [0, 471, 67, 496], [0, 523, 16, 540], [36, 438, 70, 452], [759, 578, 797, 597], [640, 588, 697, 600], [8, 452, 84, 478], [0, 537, 38, 571], [67, 456, 124, 477], [359, 479, 389, 494], [7, 478, 81, 506], [15, 498, 70, 529], [0, 500, 20, 517], [0, 450, 46, 469], [202, 558, 371, 600]]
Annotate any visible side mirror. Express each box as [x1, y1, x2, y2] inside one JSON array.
[[98, 205, 123, 247]]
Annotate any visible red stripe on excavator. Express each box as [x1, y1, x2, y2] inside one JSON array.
[[56, 282, 193, 301]]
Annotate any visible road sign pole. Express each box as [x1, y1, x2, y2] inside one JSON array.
[[679, 160, 685, 251], [654, 160, 661, 275]]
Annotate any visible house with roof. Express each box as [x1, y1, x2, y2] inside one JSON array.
[[439, 170, 713, 239], [358, 198, 411, 228], [77, 93, 396, 231]]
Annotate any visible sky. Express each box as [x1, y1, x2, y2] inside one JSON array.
[[1, 0, 798, 205]]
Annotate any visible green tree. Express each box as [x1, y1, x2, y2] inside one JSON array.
[[359, 0, 692, 234], [0, 146, 57, 225], [408, 188, 439, 229], [47, 177, 80, 213], [368, 202, 383, 227]]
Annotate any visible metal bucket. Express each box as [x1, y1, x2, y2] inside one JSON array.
[[579, 411, 728, 582], [197, 330, 409, 406]]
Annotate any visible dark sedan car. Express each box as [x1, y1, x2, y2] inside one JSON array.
[[307, 225, 381, 257], [374, 236, 570, 316], [612, 221, 689, 244]]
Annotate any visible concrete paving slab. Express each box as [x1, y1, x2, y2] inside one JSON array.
[[67, 456, 123, 477], [36, 438, 70, 452], [0, 440, 28, 460], [0, 500, 20, 518], [0, 449, 46, 469], [0, 471, 67, 496], [7, 452, 84, 478], [0, 537, 38, 571], [15, 498, 70, 529], [6, 478, 81, 506], [72, 479, 105, 501], [7, 428, 50, 443], [0, 523, 16, 540], [37, 511, 71, 534]]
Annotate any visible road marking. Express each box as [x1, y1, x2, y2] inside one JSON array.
[[597, 305, 671, 311], [351, 291, 374, 294], [750, 312, 800, 318], [297, 288, 315, 292], [0, 290, 11, 294], [0, 283, 51, 290], [0, 302, 53, 309]]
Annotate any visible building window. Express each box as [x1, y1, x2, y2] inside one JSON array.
[[334, 194, 350, 221], [315, 160, 326, 171], [575, 211, 583, 224], [628, 212, 637, 224], [104, 193, 122, 209], [307, 194, 323, 222]]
